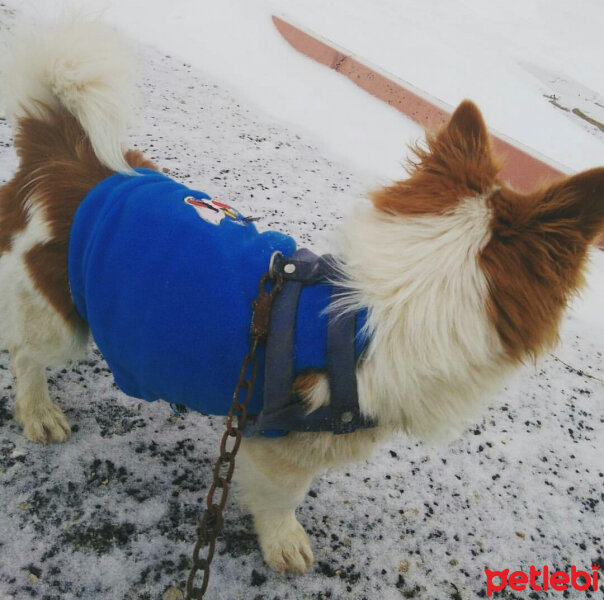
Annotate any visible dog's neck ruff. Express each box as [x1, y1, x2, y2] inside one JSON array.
[[68, 170, 374, 436]]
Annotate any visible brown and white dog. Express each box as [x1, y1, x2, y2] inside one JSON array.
[[1, 21, 603, 574]]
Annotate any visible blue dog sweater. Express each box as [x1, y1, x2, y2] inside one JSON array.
[[69, 170, 367, 426]]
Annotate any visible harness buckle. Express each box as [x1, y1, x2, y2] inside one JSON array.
[[268, 250, 284, 280]]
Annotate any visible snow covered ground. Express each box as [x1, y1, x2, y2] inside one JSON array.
[[0, 1, 602, 599]]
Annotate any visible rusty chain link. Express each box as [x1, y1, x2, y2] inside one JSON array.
[[186, 267, 283, 599]]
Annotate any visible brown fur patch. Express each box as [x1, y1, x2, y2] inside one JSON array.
[[0, 178, 28, 254], [371, 100, 500, 216], [25, 241, 82, 326], [292, 371, 322, 404], [481, 168, 604, 360], [1, 106, 157, 328]]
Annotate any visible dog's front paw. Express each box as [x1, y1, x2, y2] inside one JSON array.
[[18, 403, 71, 443], [256, 512, 314, 575]]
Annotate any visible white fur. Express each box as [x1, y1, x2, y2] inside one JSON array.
[[236, 438, 316, 573], [0, 200, 54, 349], [333, 196, 508, 439], [3, 19, 137, 173]]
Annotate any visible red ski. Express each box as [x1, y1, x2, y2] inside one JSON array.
[[273, 15, 569, 193]]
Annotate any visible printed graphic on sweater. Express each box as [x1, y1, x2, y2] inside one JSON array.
[[185, 195, 247, 226]]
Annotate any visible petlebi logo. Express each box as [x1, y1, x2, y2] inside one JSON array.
[[485, 564, 600, 596]]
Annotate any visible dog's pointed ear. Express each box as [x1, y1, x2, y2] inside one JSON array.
[[417, 99, 499, 193], [481, 167, 604, 360], [537, 167, 604, 243], [436, 100, 492, 162], [371, 100, 498, 216]]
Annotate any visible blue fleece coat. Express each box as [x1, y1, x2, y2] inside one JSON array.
[[68, 170, 366, 421]]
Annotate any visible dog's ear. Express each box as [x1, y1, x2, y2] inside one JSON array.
[[481, 167, 604, 361], [409, 99, 500, 193], [371, 100, 499, 216], [534, 167, 604, 244], [436, 100, 492, 164]]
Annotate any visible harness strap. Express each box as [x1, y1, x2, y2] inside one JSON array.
[[326, 283, 365, 434], [242, 249, 376, 436]]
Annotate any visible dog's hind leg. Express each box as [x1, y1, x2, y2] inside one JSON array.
[[12, 349, 71, 443], [10, 299, 88, 444], [236, 437, 316, 574], [6, 265, 88, 443]]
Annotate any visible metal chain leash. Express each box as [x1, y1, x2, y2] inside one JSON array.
[[186, 266, 283, 599]]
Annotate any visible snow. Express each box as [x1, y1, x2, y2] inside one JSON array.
[[10, 0, 604, 180], [0, 1, 603, 599]]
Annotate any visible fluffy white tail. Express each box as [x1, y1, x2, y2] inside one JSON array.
[[3, 19, 137, 173]]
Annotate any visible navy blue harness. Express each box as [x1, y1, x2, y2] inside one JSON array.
[[244, 249, 377, 436]]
